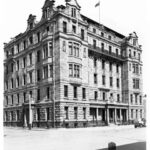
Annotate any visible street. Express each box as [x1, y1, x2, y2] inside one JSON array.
[[4, 125, 146, 150]]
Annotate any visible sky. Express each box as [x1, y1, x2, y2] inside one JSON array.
[[0, 0, 150, 147]]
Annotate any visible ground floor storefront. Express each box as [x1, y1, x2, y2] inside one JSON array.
[[3, 102, 144, 128]]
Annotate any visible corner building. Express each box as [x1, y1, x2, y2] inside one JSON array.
[[4, 0, 144, 128]]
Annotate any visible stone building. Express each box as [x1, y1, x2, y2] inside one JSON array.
[[3, 0, 144, 128]]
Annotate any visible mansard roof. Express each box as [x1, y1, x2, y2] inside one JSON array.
[[81, 14, 125, 39]]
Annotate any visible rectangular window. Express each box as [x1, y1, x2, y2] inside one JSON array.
[[101, 43, 104, 51], [64, 107, 69, 119], [47, 87, 50, 99], [109, 46, 112, 54], [69, 64, 73, 77], [49, 42, 53, 57], [74, 64, 80, 78], [23, 57, 26, 68], [11, 63, 14, 72], [93, 28, 96, 33], [23, 92, 26, 103], [140, 96, 142, 105], [37, 69, 40, 81], [103, 92, 105, 100], [37, 50, 41, 62], [37, 89, 40, 101], [11, 95, 14, 105], [116, 49, 118, 56], [24, 40, 26, 50], [94, 73, 97, 84], [110, 77, 113, 87], [94, 58, 97, 67], [102, 60, 105, 69], [63, 21, 67, 33], [130, 94, 133, 104], [62, 41, 66, 52], [43, 65, 48, 79], [23, 74, 26, 85], [29, 72, 32, 83], [17, 60, 19, 71], [135, 94, 138, 104], [71, 8, 76, 18], [29, 36, 33, 45], [50, 65, 53, 78], [72, 25, 76, 34], [17, 44, 20, 53], [17, 94, 19, 104], [117, 94, 120, 102], [93, 39, 96, 48], [138, 53, 141, 61], [83, 108, 86, 119], [82, 88, 86, 99], [101, 32, 104, 37], [69, 44, 73, 55], [95, 91, 98, 100], [37, 32, 40, 43], [16, 76, 19, 87], [6, 96, 8, 105], [11, 78, 13, 89], [102, 75, 105, 85], [81, 29, 84, 40], [117, 78, 119, 88], [109, 62, 112, 71], [29, 53, 32, 65], [136, 110, 138, 119], [43, 44, 48, 59], [74, 107, 78, 119], [64, 85, 68, 97], [74, 86, 77, 98], [116, 64, 119, 73], [30, 91, 32, 98], [129, 49, 131, 58]]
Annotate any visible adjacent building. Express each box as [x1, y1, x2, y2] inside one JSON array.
[[3, 0, 144, 128]]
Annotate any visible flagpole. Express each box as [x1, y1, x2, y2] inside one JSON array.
[[99, 0, 100, 25]]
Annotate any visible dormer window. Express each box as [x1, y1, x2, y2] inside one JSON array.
[[133, 39, 137, 46], [29, 36, 33, 45], [101, 32, 104, 37], [30, 23, 33, 29], [71, 8, 76, 18], [108, 35, 112, 40], [93, 28, 96, 33]]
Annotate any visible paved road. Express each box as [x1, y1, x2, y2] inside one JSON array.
[[4, 125, 146, 150]]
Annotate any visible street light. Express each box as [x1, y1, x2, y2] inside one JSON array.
[[28, 95, 34, 130]]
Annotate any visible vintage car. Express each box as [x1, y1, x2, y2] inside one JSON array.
[[134, 118, 146, 128]]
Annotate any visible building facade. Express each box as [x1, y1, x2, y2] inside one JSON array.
[[3, 0, 144, 128]]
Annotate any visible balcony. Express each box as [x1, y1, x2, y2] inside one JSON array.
[[88, 44, 125, 62], [69, 77, 82, 86]]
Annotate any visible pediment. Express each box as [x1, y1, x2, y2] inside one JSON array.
[[66, 0, 81, 9]]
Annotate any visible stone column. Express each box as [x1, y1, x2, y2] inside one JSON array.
[[106, 108, 109, 125], [120, 109, 122, 123], [126, 109, 128, 122], [114, 109, 117, 124], [96, 108, 98, 121]]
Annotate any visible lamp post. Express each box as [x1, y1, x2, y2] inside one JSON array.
[[28, 95, 33, 130]]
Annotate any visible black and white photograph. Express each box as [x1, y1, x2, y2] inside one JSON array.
[[0, 0, 149, 150]]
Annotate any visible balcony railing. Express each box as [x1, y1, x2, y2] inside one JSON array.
[[88, 44, 125, 62]]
